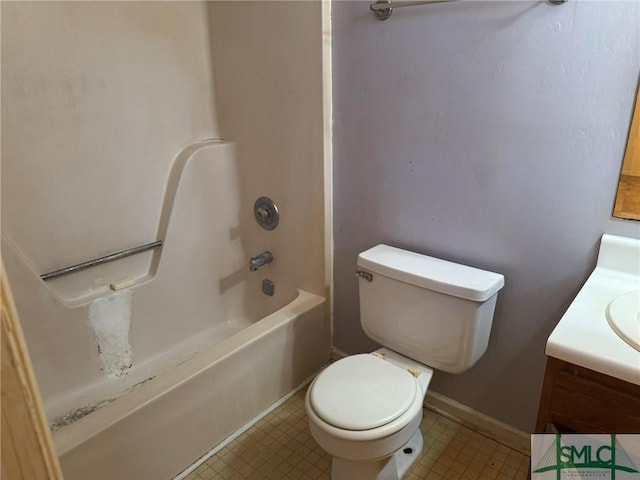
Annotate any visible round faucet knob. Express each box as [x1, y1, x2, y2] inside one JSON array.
[[256, 206, 271, 222]]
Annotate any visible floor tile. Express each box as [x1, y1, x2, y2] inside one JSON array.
[[183, 389, 530, 480]]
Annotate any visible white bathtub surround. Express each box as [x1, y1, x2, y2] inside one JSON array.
[[3, 138, 329, 479], [2, 142, 263, 424], [1, 2, 220, 306], [2, 2, 327, 478], [88, 291, 133, 378]]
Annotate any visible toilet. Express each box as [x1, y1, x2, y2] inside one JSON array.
[[305, 244, 504, 480]]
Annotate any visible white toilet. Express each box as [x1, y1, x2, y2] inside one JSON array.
[[305, 244, 504, 480]]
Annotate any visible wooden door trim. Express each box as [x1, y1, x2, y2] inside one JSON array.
[[1, 260, 62, 479]]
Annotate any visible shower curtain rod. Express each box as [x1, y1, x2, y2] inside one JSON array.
[[369, 0, 567, 21]]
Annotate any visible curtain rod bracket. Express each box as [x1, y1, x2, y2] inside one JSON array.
[[370, 0, 393, 21], [370, 0, 567, 21]]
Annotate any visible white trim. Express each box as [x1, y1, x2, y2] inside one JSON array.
[[424, 391, 530, 456], [321, 0, 334, 339], [329, 348, 530, 455]]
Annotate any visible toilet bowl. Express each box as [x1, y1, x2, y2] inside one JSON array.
[[305, 245, 504, 480], [305, 350, 433, 479]]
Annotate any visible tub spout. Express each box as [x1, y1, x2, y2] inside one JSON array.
[[249, 251, 273, 272]]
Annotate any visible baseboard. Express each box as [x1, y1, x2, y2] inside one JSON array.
[[425, 391, 530, 456], [330, 348, 530, 456]]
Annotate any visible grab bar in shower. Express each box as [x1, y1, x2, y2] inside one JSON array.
[[370, 0, 567, 20], [40, 240, 163, 281]]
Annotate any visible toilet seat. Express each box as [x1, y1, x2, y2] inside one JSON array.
[[309, 354, 419, 432]]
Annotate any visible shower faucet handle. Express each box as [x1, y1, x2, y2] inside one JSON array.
[[254, 197, 279, 231], [256, 206, 271, 222]]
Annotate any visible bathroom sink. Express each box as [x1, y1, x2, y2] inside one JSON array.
[[606, 290, 640, 352], [545, 234, 640, 386]]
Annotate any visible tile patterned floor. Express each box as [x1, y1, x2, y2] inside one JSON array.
[[184, 389, 530, 480]]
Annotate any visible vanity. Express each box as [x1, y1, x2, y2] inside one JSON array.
[[536, 234, 640, 433]]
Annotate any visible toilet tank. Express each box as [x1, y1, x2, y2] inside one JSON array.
[[357, 245, 504, 374]]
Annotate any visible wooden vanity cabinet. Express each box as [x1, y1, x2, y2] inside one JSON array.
[[536, 356, 640, 433]]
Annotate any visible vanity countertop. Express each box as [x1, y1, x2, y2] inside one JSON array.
[[546, 234, 640, 386]]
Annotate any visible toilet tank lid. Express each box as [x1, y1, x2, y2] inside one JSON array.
[[358, 245, 504, 302]]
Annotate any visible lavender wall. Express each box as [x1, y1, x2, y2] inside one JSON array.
[[332, 0, 640, 431]]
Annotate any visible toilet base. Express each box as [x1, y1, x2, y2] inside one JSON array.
[[330, 428, 424, 480]]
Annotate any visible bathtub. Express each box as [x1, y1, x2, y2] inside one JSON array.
[[54, 289, 329, 479], [2, 140, 330, 478]]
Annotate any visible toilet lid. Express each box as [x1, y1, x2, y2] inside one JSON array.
[[309, 354, 418, 431]]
